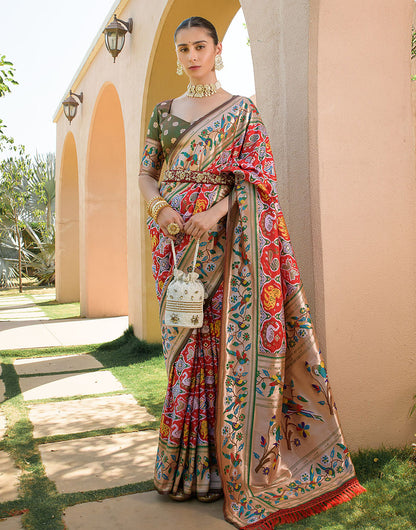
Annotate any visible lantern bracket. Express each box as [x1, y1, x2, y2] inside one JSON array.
[[70, 90, 83, 103], [62, 90, 84, 124], [115, 16, 133, 33]]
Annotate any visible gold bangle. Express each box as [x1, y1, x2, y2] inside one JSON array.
[[146, 195, 163, 216], [152, 201, 169, 223], [147, 197, 166, 217], [150, 199, 168, 218]]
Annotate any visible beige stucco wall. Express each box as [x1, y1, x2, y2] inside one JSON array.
[[55, 132, 80, 303], [137, 0, 241, 340], [242, 0, 314, 319], [54, 0, 416, 450], [309, 0, 416, 449]]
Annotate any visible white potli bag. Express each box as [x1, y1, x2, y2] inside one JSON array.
[[164, 238, 204, 328]]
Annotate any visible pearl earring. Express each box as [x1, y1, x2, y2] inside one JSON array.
[[176, 60, 183, 76]]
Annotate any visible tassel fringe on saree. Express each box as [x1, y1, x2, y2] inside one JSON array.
[[140, 95, 365, 528]]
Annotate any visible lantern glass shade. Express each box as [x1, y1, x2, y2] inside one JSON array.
[[106, 31, 117, 51], [117, 34, 125, 51], [63, 95, 79, 123], [105, 31, 125, 55], [103, 15, 132, 62]]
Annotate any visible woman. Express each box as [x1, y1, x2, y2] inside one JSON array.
[[139, 16, 365, 529]]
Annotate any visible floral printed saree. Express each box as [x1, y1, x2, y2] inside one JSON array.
[[139, 95, 365, 529]]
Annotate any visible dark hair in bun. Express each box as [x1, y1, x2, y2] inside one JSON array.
[[174, 16, 219, 45]]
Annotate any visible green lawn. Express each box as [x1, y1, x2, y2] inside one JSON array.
[[0, 329, 415, 529]]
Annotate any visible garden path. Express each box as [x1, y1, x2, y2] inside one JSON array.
[[0, 352, 229, 529], [0, 293, 228, 529]]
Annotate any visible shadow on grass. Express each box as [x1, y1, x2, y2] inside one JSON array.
[[91, 327, 166, 420], [92, 326, 163, 367], [1, 363, 22, 400]]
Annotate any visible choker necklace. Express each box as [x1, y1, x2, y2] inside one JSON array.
[[186, 81, 221, 98]]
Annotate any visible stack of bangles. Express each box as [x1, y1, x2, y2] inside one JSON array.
[[146, 195, 168, 222], [146, 195, 181, 236]]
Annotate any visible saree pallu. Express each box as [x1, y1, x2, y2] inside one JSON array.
[[140, 96, 365, 528]]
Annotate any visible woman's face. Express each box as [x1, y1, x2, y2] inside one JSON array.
[[175, 26, 221, 81]]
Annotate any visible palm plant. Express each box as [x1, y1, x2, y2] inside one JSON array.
[[24, 222, 55, 285], [0, 155, 32, 291], [28, 153, 56, 228], [24, 153, 56, 285], [0, 153, 56, 289]]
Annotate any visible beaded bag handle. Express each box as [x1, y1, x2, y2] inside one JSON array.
[[170, 238, 200, 273]]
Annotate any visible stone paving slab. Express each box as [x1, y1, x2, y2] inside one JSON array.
[[0, 381, 5, 403], [0, 451, 20, 502], [39, 317, 128, 346], [20, 371, 123, 401], [14, 354, 103, 375], [0, 296, 31, 306], [29, 395, 155, 438], [0, 517, 23, 530], [0, 316, 129, 349], [0, 411, 7, 438], [64, 491, 229, 529], [0, 308, 48, 321], [0, 294, 48, 320], [39, 431, 158, 493], [0, 322, 61, 349]]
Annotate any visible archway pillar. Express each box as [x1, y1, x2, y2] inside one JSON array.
[[241, 0, 315, 319], [133, 0, 241, 342], [83, 83, 128, 317], [309, 0, 416, 449], [56, 132, 80, 303]]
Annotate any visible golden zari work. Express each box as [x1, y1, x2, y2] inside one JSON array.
[[163, 169, 234, 186]]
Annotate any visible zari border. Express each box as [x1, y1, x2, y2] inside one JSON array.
[[240, 478, 366, 529]]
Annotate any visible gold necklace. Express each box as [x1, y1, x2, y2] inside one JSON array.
[[186, 81, 221, 98]]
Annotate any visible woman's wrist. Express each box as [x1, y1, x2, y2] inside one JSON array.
[[147, 196, 170, 222], [209, 197, 229, 220]]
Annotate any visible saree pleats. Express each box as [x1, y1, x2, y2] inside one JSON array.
[[140, 96, 365, 528], [155, 286, 223, 496]]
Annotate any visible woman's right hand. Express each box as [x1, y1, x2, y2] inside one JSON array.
[[157, 206, 185, 240]]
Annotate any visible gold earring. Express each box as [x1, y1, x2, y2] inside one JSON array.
[[176, 60, 183, 76], [215, 54, 224, 71]]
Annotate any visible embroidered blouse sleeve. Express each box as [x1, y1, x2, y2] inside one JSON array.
[[139, 105, 164, 181]]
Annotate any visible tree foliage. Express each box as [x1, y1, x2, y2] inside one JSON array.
[[0, 54, 18, 97], [0, 54, 21, 152], [0, 154, 56, 289], [0, 156, 33, 291]]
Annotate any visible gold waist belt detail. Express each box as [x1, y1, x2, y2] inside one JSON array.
[[163, 169, 234, 186]]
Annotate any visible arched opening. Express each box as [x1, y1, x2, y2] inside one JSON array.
[[83, 83, 128, 317], [217, 8, 255, 98], [56, 131, 80, 303], [136, 0, 240, 340], [133, 0, 311, 341]]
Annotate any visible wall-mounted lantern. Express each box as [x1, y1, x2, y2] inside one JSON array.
[[62, 90, 83, 124], [103, 14, 133, 62]]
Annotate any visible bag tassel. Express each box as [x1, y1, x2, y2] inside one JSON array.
[[242, 477, 366, 529]]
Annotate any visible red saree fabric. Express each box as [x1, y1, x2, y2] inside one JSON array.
[[139, 96, 365, 528]]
